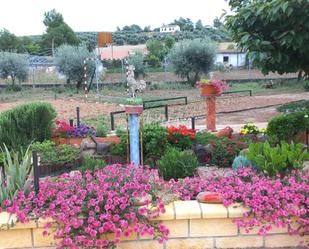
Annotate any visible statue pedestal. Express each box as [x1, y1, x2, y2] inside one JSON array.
[[125, 105, 143, 166], [206, 97, 217, 132]]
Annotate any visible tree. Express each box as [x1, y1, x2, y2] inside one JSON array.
[[165, 35, 175, 49], [146, 39, 167, 61], [226, 0, 309, 78], [41, 9, 79, 53], [195, 20, 204, 30], [0, 29, 22, 52], [127, 52, 146, 79], [0, 52, 29, 84], [213, 17, 223, 28], [168, 39, 216, 85], [54, 45, 97, 90]]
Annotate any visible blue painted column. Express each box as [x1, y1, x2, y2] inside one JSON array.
[[129, 113, 140, 166]]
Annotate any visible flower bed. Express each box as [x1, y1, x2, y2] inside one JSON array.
[[0, 165, 308, 249]]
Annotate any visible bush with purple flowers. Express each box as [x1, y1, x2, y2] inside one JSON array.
[[68, 123, 96, 138]]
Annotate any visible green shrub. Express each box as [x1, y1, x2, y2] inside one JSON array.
[[247, 141, 309, 177], [0, 102, 56, 150], [95, 123, 107, 137], [277, 100, 309, 113], [158, 148, 199, 180], [0, 144, 32, 206], [303, 80, 309, 91], [267, 111, 309, 144], [232, 155, 256, 171], [111, 124, 169, 165], [31, 141, 80, 166], [80, 155, 106, 173], [195, 132, 242, 168]]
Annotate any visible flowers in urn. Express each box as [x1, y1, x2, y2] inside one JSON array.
[[196, 79, 228, 95]]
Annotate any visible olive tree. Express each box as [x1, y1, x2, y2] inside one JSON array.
[[55, 44, 97, 90], [0, 52, 29, 84], [168, 39, 216, 85]]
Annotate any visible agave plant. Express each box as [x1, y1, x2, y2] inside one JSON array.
[[0, 144, 33, 207]]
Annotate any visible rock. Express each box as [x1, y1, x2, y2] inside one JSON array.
[[196, 191, 223, 204], [80, 137, 112, 156], [216, 126, 233, 138]]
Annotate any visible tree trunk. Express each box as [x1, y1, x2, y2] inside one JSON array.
[[297, 70, 303, 81]]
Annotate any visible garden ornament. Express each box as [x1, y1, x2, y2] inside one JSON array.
[[126, 64, 146, 97]]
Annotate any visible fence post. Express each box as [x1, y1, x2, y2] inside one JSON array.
[[191, 117, 195, 130], [76, 107, 80, 127], [249, 90, 252, 96], [32, 151, 40, 195], [185, 96, 188, 105], [69, 119, 74, 127], [110, 113, 115, 131], [165, 105, 168, 121]]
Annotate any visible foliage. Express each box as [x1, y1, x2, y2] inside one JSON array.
[[3, 164, 169, 248], [195, 132, 243, 168], [52, 120, 74, 138], [196, 79, 228, 94], [232, 155, 255, 171], [0, 29, 23, 52], [267, 111, 309, 144], [54, 44, 97, 88], [127, 52, 146, 79], [0, 145, 32, 207], [164, 35, 175, 49], [158, 148, 199, 180], [0, 52, 29, 84], [167, 125, 196, 150], [31, 140, 80, 166], [123, 97, 143, 106], [79, 155, 106, 173], [95, 123, 107, 137], [304, 80, 309, 91], [142, 123, 169, 163], [168, 169, 308, 238], [0, 102, 56, 150], [246, 141, 309, 177], [168, 38, 216, 85], [41, 9, 80, 51], [226, 0, 309, 77], [277, 100, 309, 113]]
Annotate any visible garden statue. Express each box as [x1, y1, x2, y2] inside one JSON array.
[[126, 65, 146, 97]]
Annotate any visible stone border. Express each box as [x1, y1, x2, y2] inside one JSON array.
[[0, 201, 307, 249]]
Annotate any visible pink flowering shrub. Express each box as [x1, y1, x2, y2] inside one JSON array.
[[168, 168, 309, 240], [3, 164, 169, 249]]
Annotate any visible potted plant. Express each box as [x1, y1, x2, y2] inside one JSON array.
[[123, 97, 144, 114], [196, 79, 228, 97], [68, 123, 96, 146]]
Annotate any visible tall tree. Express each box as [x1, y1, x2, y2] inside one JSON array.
[[195, 20, 204, 30], [226, 0, 309, 77], [0, 29, 22, 52], [41, 9, 79, 54]]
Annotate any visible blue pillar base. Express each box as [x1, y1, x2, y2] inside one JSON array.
[[129, 113, 140, 166]]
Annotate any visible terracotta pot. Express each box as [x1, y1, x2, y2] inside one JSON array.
[[51, 137, 69, 145], [69, 138, 83, 147], [125, 105, 144, 114], [96, 136, 121, 144], [199, 84, 220, 97]]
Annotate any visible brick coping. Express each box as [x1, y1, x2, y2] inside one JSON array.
[[0, 201, 249, 230]]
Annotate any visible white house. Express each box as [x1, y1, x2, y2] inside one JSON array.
[[215, 43, 246, 68], [160, 24, 180, 33]]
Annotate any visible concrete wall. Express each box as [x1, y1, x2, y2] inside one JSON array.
[[215, 53, 246, 68]]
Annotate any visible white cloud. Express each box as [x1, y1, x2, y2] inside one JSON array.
[[0, 0, 231, 36]]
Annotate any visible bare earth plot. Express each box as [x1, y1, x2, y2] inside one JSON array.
[[0, 92, 308, 127]]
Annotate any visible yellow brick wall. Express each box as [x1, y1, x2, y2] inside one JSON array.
[[0, 201, 306, 249]]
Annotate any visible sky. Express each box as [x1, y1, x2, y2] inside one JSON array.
[[0, 0, 231, 36]]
